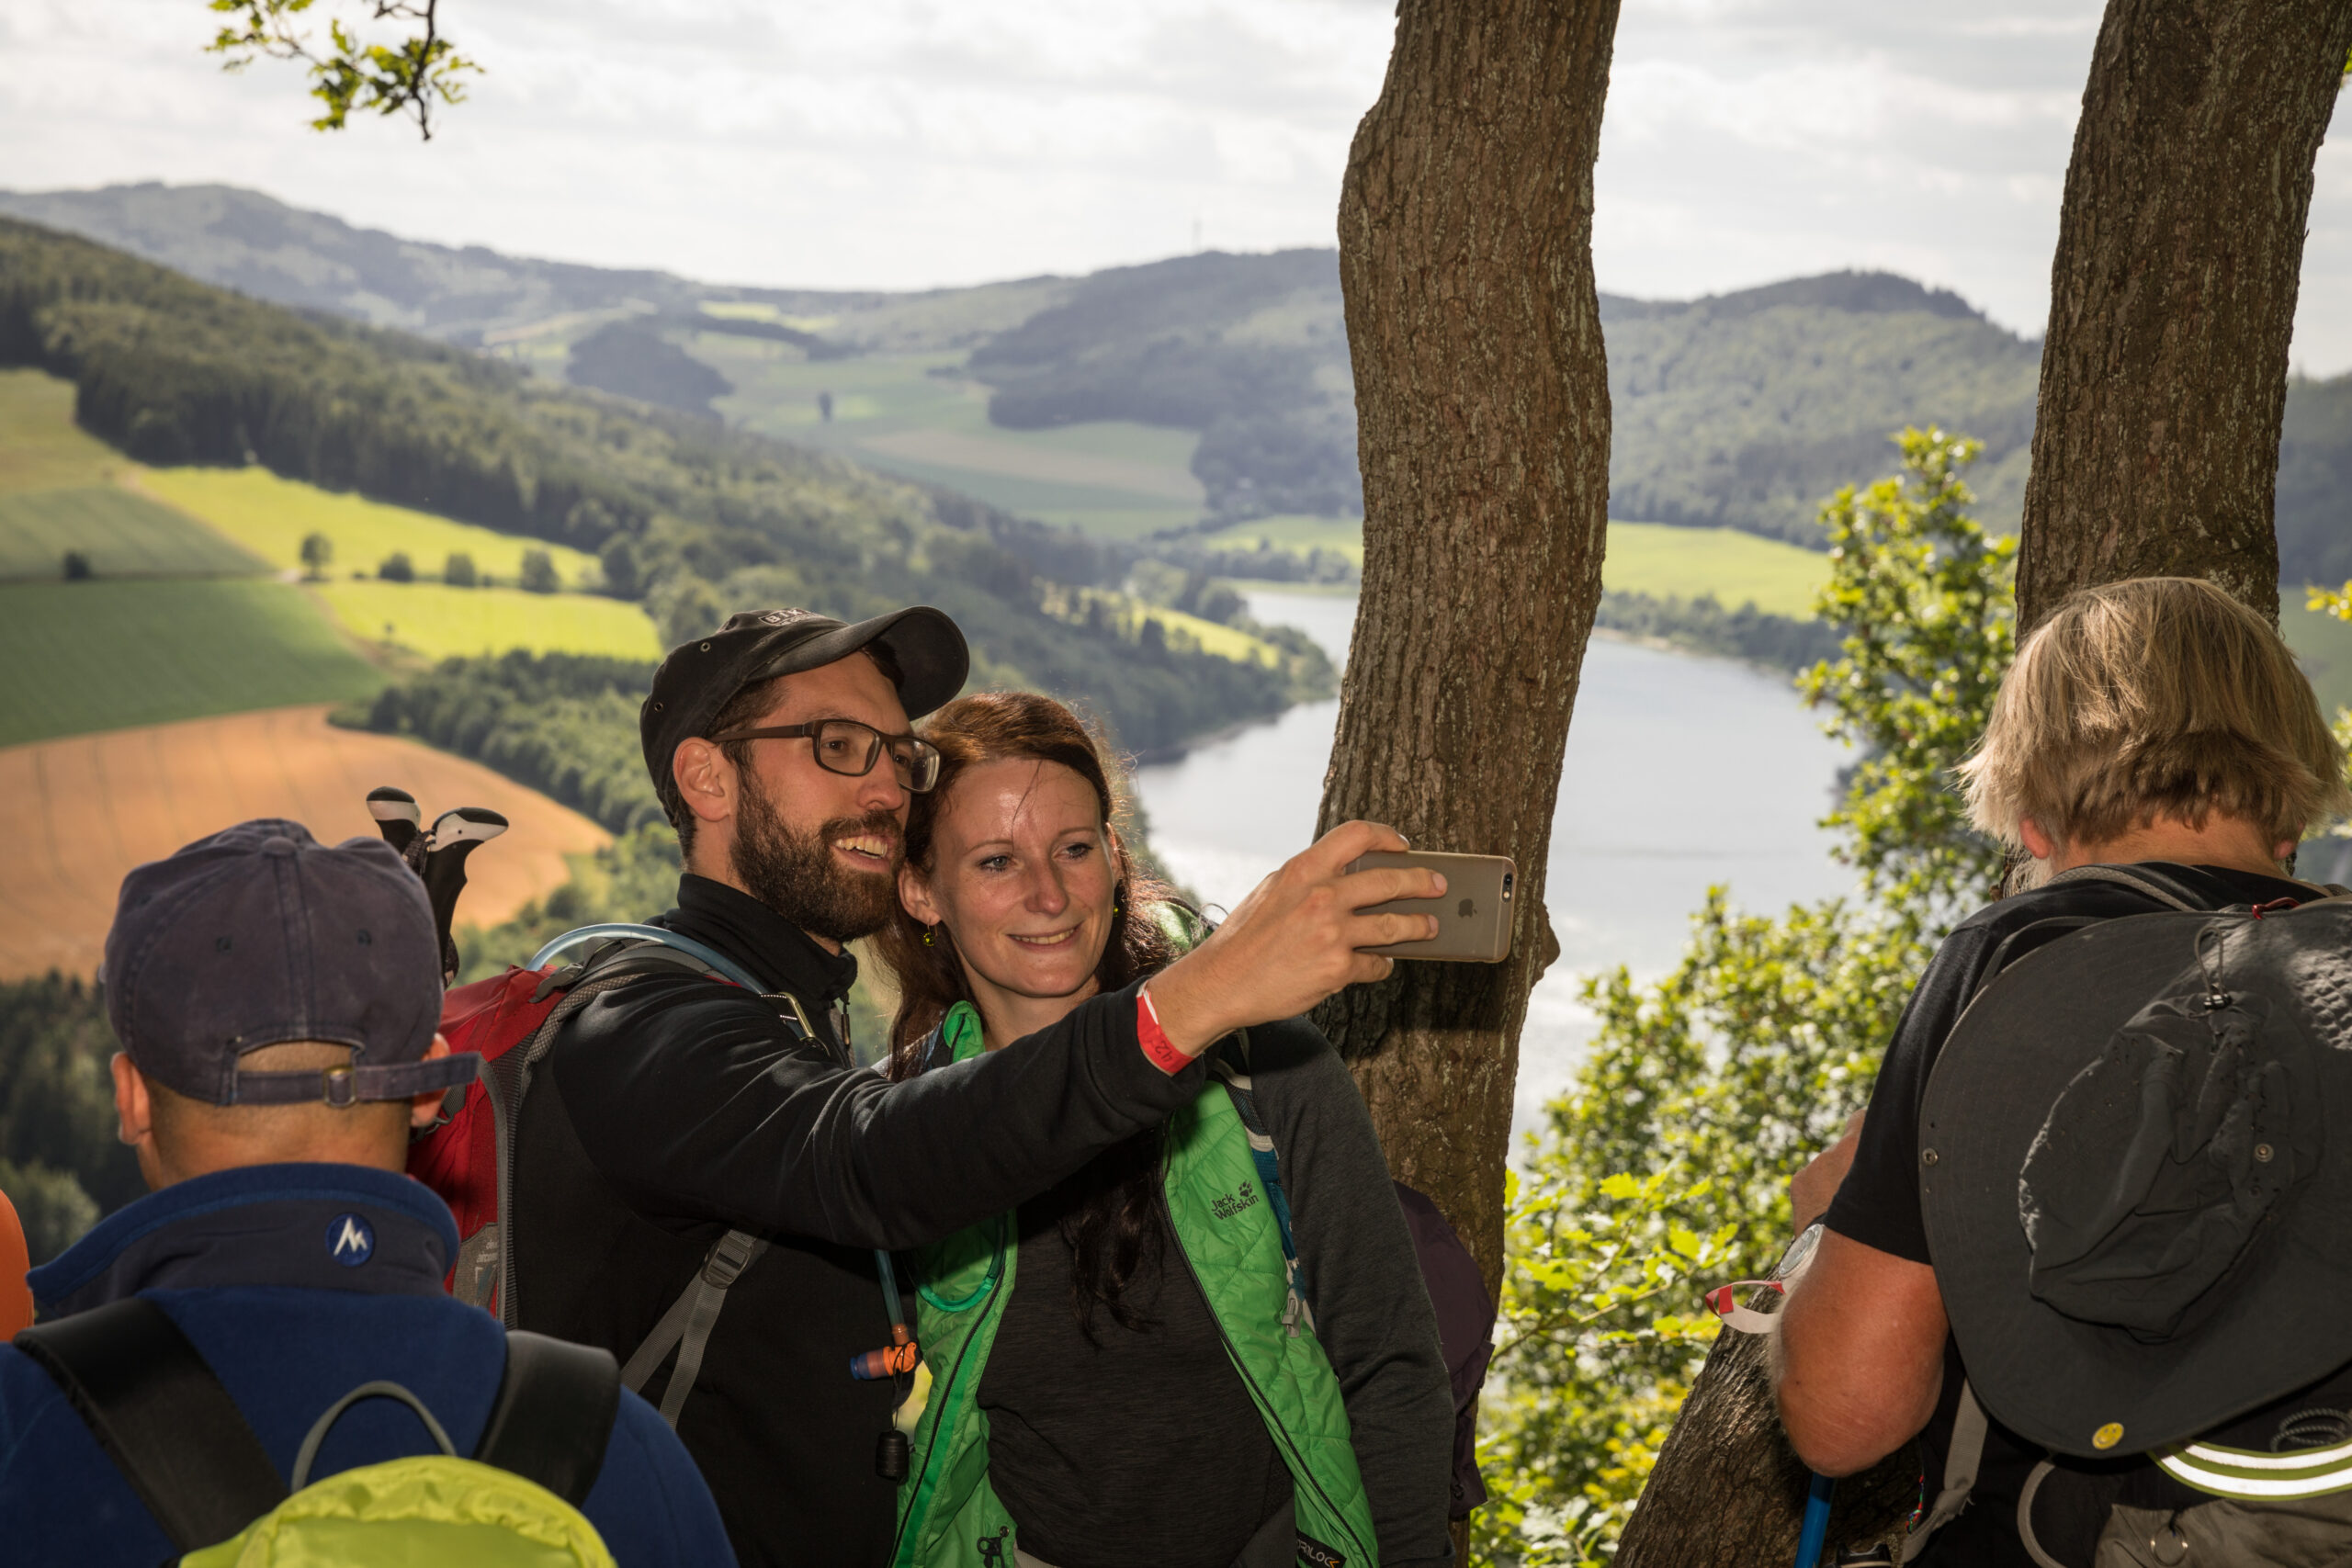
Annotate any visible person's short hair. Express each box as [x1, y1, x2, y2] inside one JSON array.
[[1959, 576, 2351, 851]]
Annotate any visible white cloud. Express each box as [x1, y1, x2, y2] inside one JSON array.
[[0, 0, 2344, 368]]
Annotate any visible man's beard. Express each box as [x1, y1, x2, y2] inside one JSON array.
[[731, 775, 901, 945]]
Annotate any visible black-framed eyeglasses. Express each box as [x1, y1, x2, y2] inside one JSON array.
[[711, 718, 943, 793]]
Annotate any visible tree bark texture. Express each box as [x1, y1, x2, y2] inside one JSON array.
[[2015, 0, 2352, 633], [1614, 1310, 1918, 1568], [1317, 0, 1619, 1302]]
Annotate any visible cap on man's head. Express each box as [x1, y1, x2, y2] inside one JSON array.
[[639, 604, 968, 797], [102, 819, 477, 1109]]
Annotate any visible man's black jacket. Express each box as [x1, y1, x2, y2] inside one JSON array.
[[509, 874, 1206, 1567]]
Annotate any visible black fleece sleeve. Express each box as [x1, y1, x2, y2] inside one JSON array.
[[1247, 1018, 1456, 1568], [553, 977, 1205, 1251]]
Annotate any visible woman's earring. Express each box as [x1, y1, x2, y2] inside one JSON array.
[[922, 925, 935, 946]]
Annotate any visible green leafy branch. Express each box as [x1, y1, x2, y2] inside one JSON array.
[[206, 0, 478, 141]]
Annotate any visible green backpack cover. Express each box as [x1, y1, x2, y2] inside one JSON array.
[[180, 1450, 613, 1567], [16, 1297, 621, 1567]]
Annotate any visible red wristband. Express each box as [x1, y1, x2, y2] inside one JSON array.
[[1136, 987, 1189, 1076]]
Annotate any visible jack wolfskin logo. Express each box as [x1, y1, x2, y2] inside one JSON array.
[[325, 1213, 375, 1267], [976, 1526, 1012, 1565], [1211, 1179, 1259, 1220], [1295, 1531, 1347, 1567]]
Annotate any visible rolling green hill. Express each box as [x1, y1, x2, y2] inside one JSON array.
[[0, 217, 1328, 758], [9, 183, 2341, 596]]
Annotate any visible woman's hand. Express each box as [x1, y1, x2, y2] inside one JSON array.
[[1144, 820, 1444, 1058]]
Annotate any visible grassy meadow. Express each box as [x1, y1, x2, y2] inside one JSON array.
[[701, 344, 1207, 539], [0, 367, 660, 742], [0, 369, 126, 493], [318, 580, 662, 661], [0, 580, 382, 747], [0, 486, 266, 580], [141, 467, 606, 588], [1200, 514, 1834, 619]]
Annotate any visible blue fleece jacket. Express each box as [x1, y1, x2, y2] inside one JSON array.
[[0, 1162, 736, 1567]]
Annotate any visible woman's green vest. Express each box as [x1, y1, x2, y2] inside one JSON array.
[[890, 1002, 1378, 1568]]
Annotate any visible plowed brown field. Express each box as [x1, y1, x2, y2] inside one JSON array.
[[0, 705, 610, 979]]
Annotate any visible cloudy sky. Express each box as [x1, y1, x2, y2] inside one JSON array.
[[6, 0, 2348, 369]]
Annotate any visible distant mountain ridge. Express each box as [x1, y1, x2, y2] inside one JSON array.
[[4, 182, 2340, 581]]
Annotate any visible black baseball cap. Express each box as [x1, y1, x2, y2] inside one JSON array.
[[101, 819, 478, 1108], [1921, 904, 2352, 1458], [639, 605, 968, 804]]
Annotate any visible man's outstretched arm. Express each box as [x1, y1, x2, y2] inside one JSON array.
[[1773, 1228, 1949, 1476], [557, 821, 1446, 1251]]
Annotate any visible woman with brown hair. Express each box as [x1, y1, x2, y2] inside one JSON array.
[[873, 691, 1453, 1568]]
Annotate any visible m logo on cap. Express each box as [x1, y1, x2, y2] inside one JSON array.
[[326, 1213, 375, 1267]]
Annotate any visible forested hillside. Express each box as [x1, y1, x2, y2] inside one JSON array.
[[0, 217, 1329, 755], [9, 183, 2341, 583], [967, 249, 1356, 520]]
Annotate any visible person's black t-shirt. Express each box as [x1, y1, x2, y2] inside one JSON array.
[[1822, 863, 2323, 1566], [978, 1161, 1290, 1568]]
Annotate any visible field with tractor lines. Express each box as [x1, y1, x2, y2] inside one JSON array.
[[0, 704, 610, 980]]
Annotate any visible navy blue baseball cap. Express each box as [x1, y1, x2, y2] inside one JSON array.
[[101, 819, 478, 1108]]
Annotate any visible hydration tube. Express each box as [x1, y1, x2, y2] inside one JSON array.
[[530, 922, 760, 987], [1794, 1471, 1836, 1568]]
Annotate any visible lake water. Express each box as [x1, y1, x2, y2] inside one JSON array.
[[1133, 590, 1857, 1136]]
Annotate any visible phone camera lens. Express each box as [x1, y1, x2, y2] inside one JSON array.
[[1502, 872, 1514, 898]]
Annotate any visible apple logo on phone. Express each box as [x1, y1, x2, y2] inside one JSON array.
[[1457, 898, 1476, 919]]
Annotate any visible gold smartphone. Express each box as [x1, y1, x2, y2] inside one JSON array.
[[1342, 851, 1517, 964]]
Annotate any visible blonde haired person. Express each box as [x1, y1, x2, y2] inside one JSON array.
[[1771, 577, 2352, 1567]]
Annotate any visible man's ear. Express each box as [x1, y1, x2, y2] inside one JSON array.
[[110, 1052, 151, 1149], [899, 861, 940, 928], [2019, 817, 2058, 862], [409, 1034, 454, 1132], [673, 737, 737, 827]]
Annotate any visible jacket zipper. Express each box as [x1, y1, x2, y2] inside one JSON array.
[[1157, 1180, 1369, 1562]]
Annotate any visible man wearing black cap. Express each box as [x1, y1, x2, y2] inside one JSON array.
[[506, 605, 1444, 1566], [0, 820, 735, 1566]]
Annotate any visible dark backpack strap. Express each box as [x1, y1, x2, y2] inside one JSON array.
[[474, 1330, 621, 1507], [2043, 863, 2210, 911], [617, 1228, 771, 1429], [13, 1298, 287, 1551], [1970, 916, 2109, 1003]]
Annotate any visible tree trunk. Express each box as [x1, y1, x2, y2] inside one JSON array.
[[2014, 0, 2352, 633], [1318, 0, 1619, 1303], [1615, 1316, 1917, 1568]]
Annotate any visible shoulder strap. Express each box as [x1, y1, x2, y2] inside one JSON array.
[[618, 1228, 772, 1429], [2042, 863, 2210, 911], [486, 932, 826, 1325], [1970, 916, 2109, 1003], [13, 1297, 287, 1551], [475, 1330, 621, 1506], [1207, 1032, 1314, 1333], [1900, 1379, 1988, 1562], [505, 928, 866, 1429]]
